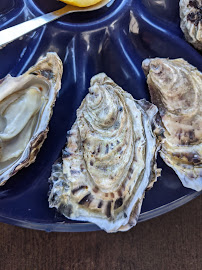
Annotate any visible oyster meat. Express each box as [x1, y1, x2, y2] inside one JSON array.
[[0, 52, 63, 186], [179, 0, 202, 50], [142, 58, 202, 191], [49, 73, 160, 232]]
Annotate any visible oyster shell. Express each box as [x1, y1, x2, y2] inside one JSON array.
[[142, 58, 202, 191], [0, 52, 63, 186], [49, 73, 160, 232], [179, 0, 202, 50]]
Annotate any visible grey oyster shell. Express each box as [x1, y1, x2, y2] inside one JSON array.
[[0, 52, 63, 186], [49, 73, 160, 233], [180, 0, 202, 50], [142, 57, 202, 191]]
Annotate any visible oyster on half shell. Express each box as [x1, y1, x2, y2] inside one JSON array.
[[142, 58, 202, 191], [0, 52, 63, 186], [49, 73, 160, 233], [179, 0, 202, 50]]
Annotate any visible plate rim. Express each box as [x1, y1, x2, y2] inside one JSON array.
[[0, 191, 201, 232]]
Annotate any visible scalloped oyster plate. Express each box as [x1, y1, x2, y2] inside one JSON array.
[[0, 0, 201, 232]]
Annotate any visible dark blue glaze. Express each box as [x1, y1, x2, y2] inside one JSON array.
[[0, 0, 201, 232]]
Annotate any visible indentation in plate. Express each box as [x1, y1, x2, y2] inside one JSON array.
[[0, 0, 27, 30], [141, 0, 180, 24], [28, 0, 127, 29]]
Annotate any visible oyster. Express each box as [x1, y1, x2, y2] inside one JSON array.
[[142, 58, 202, 191], [179, 0, 202, 50], [49, 73, 160, 232], [0, 52, 63, 186]]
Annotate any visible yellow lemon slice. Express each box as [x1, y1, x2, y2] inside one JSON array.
[[60, 0, 103, 7]]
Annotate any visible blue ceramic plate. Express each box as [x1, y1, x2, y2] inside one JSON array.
[[0, 0, 201, 232]]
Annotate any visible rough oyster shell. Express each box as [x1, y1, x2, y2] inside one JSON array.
[[49, 73, 160, 233], [179, 0, 202, 50], [142, 58, 202, 191], [0, 52, 63, 186]]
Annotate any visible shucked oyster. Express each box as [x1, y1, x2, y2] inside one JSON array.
[[0, 53, 63, 186], [49, 73, 160, 232], [179, 0, 202, 50], [142, 58, 202, 191]]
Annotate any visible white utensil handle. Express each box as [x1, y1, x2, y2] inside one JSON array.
[[0, 5, 77, 47]]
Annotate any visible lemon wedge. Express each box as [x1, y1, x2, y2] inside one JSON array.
[[60, 0, 103, 7]]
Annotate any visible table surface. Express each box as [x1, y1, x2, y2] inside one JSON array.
[[0, 195, 201, 270]]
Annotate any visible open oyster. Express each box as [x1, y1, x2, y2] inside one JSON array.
[[179, 0, 202, 50], [49, 73, 160, 232], [142, 58, 202, 191], [0, 52, 63, 186]]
